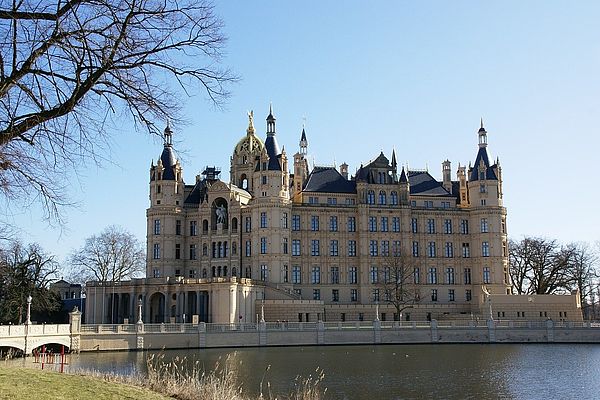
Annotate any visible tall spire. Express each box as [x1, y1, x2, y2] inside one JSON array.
[[266, 104, 276, 136], [164, 122, 173, 146], [391, 149, 397, 171], [299, 125, 308, 155], [478, 118, 488, 148]]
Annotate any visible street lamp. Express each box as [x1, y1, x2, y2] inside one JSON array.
[[137, 298, 143, 324], [25, 295, 32, 325]]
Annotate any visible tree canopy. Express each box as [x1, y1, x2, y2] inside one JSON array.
[[0, 0, 235, 222]]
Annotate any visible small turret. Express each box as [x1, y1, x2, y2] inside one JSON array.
[[399, 166, 410, 204], [442, 159, 452, 193], [340, 162, 349, 180]]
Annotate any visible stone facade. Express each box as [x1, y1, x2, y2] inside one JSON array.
[[85, 110, 582, 324]]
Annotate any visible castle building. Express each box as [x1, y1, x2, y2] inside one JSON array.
[[85, 109, 581, 324]]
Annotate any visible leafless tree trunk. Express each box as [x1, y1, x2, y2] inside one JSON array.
[[0, 0, 235, 222], [68, 225, 145, 283], [379, 250, 420, 321]]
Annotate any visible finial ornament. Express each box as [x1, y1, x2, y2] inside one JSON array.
[[247, 110, 255, 134], [480, 117, 484, 130]]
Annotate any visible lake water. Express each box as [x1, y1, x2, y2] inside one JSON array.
[[58, 344, 600, 399]]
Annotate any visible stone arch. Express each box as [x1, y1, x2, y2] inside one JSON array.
[[149, 292, 166, 323], [231, 217, 238, 231], [239, 174, 248, 190]]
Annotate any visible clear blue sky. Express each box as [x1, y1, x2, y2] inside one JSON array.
[[9, 1, 600, 267]]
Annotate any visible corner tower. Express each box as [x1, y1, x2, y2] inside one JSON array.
[[230, 111, 265, 192]]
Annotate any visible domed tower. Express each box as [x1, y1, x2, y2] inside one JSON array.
[[230, 111, 265, 192], [148, 124, 185, 279]]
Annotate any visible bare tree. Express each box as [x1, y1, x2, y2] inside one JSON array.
[[0, 0, 235, 222], [508, 238, 534, 294], [0, 240, 60, 324], [379, 250, 420, 321], [566, 242, 599, 319], [69, 225, 145, 283]]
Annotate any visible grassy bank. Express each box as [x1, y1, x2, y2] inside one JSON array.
[[0, 366, 170, 400]]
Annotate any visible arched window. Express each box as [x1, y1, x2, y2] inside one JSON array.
[[232, 267, 237, 277], [379, 190, 386, 205], [367, 190, 375, 204], [202, 268, 207, 278], [232, 218, 238, 231], [202, 219, 209, 233], [217, 266, 222, 277], [240, 174, 248, 190], [212, 266, 216, 277], [390, 191, 398, 205], [223, 266, 228, 276], [202, 244, 208, 256]]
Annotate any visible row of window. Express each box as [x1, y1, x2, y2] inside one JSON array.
[[296, 288, 473, 303], [262, 265, 490, 285], [152, 241, 238, 260], [153, 216, 506, 236]]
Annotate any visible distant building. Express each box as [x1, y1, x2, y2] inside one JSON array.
[[51, 280, 85, 323], [85, 109, 581, 324]]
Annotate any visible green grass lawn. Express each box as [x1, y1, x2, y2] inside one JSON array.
[[0, 366, 171, 400]]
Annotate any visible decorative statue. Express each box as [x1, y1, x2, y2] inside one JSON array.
[[216, 205, 227, 224]]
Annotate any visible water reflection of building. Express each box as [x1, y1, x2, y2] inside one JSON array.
[[85, 109, 581, 324]]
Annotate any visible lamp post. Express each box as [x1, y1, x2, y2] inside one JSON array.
[[137, 298, 143, 324], [25, 295, 32, 325]]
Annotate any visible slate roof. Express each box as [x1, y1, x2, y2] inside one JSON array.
[[159, 145, 177, 180], [408, 170, 452, 196], [184, 180, 207, 204], [304, 166, 356, 193], [264, 134, 283, 171], [469, 147, 498, 181]]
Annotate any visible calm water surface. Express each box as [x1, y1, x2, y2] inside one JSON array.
[[63, 344, 600, 399]]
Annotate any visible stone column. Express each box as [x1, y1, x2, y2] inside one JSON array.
[[487, 319, 496, 342], [317, 320, 325, 345], [69, 308, 82, 353], [430, 319, 438, 342], [373, 319, 381, 344], [546, 319, 555, 342]]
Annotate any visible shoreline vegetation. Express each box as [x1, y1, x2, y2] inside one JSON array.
[[0, 353, 326, 400]]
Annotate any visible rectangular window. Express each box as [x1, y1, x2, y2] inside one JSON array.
[[442, 201, 450, 208], [348, 240, 357, 257], [329, 216, 338, 231], [245, 217, 252, 232], [383, 267, 391, 283], [174, 244, 181, 260], [313, 289, 321, 300], [413, 267, 420, 284], [351, 289, 358, 302], [446, 267, 455, 284], [431, 289, 438, 301], [280, 212, 288, 229], [309, 196, 319, 204], [153, 269, 160, 278], [153, 243, 160, 259], [189, 244, 197, 260], [411, 218, 418, 233], [260, 212, 267, 228], [462, 243, 470, 258], [190, 220, 197, 236], [311, 215, 320, 231], [188, 269, 197, 278], [412, 241, 419, 257], [427, 218, 435, 234], [501, 218, 506, 234], [466, 289, 472, 301], [311, 240, 320, 256], [332, 289, 339, 302], [392, 217, 400, 232], [444, 219, 452, 234], [445, 242, 454, 258], [482, 241, 490, 257], [261, 265, 268, 281], [480, 218, 489, 233], [331, 267, 339, 284], [370, 240, 378, 256], [464, 268, 472, 285], [311, 266, 321, 284], [282, 265, 289, 283], [292, 266, 301, 284], [245, 240, 251, 257], [428, 267, 437, 284], [372, 289, 380, 302], [393, 241, 401, 256], [483, 267, 491, 284], [381, 240, 390, 257], [260, 237, 267, 254], [369, 216, 377, 232], [292, 215, 301, 231], [460, 219, 469, 234], [327, 197, 337, 205], [349, 267, 358, 284], [448, 289, 455, 302], [347, 217, 356, 232], [292, 239, 301, 256], [370, 266, 378, 284], [428, 241, 436, 258], [282, 238, 288, 254], [381, 217, 389, 232], [154, 219, 161, 235], [176, 220, 181, 235], [330, 240, 339, 256]]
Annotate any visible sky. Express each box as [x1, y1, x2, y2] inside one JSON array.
[[7, 1, 600, 268]]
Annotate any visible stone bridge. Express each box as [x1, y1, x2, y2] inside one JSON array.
[[0, 310, 82, 354]]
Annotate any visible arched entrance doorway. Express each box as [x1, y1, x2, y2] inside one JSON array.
[[149, 292, 166, 323]]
